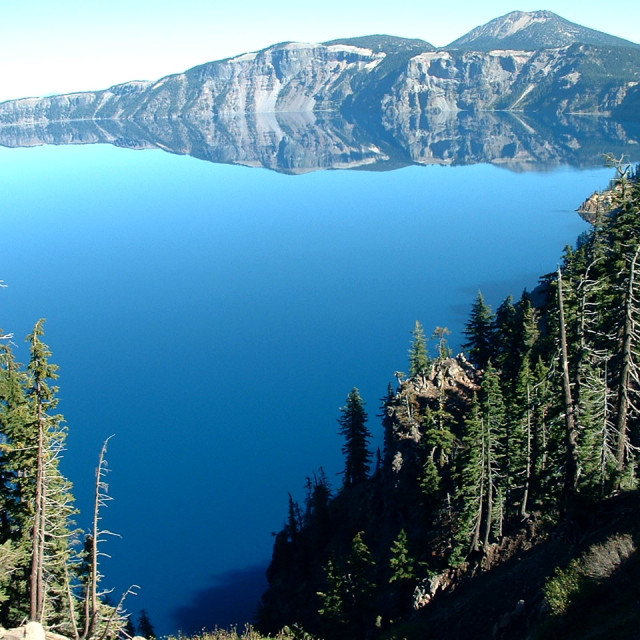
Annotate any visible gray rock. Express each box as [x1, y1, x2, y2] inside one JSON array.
[[24, 622, 44, 640], [0, 38, 638, 127]]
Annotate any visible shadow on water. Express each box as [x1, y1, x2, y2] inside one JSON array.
[[172, 565, 269, 635]]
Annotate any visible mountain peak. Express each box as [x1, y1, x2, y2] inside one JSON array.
[[447, 9, 640, 51]]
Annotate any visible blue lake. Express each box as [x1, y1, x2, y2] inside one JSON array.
[[0, 136, 623, 633]]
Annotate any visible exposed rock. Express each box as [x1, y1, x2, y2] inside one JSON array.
[[1, 623, 70, 640], [385, 355, 480, 474], [25, 623, 45, 640], [413, 571, 451, 610], [577, 182, 622, 223], [0, 35, 638, 130], [388, 355, 480, 443]]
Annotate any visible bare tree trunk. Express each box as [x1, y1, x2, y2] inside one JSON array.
[[30, 378, 46, 622], [557, 268, 580, 502], [482, 416, 493, 550], [614, 245, 640, 482], [471, 425, 485, 553], [82, 436, 115, 640], [520, 381, 532, 517]]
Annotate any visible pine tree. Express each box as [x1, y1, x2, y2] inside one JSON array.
[[389, 529, 415, 583], [478, 364, 506, 544], [453, 396, 485, 559], [317, 556, 346, 627], [432, 326, 452, 360], [0, 321, 77, 628], [137, 609, 156, 639], [408, 321, 429, 376], [463, 292, 495, 369], [318, 532, 377, 639], [453, 364, 506, 561], [345, 532, 377, 639], [338, 388, 371, 488], [26, 319, 77, 624], [494, 295, 518, 378]]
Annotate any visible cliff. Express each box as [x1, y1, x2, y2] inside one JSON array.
[[0, 41, 639, 128]]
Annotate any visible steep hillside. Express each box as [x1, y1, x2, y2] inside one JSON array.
[[0, 42, 638, 123], [256, 166, 640, 640], [447, 10, 640, 51]]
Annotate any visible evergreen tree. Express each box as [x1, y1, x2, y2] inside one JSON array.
[[338, 388, 371, 488], [318, 532, 377, 639], [0, 322, 79, 629], [25, 319, 77, 625], [454, 364, 506, 561], [478, 364, 506, 544], [408, 321, 429, 376], [453, 396, 485, 560], [317, 556, 346, 628], [494, 295, 518, 377], [463, 292, 495, 369], [432, 326, 452, 360], [137, 609, 156, 639], [389, 529, 415, 583]]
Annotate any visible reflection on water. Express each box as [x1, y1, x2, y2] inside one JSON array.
[[1, 110, 638, 173]]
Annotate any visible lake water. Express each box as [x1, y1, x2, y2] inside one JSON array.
[[0, 115, 635, 633]]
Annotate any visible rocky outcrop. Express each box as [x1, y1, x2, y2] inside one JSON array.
[[577, 186, 619, 223], [0, 622, 67, 640]]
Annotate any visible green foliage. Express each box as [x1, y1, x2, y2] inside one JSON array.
[[318, 532, 377, 638], [389, 529, 415, 583], [431, 326, 452, 360], [544, 559, 586, 616], [543, 534, 636, 620], [167, 626, 319, 640], [0, 320, 128, 638], [462, 291, 495, 368], [338, 388, 371, 488], [419, 458, 441, 498], [408, 321, 429, 376]]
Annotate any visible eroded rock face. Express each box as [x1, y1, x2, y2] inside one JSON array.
[[0, 40, 637, 127], [0, 43, 384, 123]]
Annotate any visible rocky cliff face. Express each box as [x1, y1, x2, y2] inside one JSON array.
[[380, 45, 640, 115], [0, 43, 384, 123], [1, 38, 638, 128]]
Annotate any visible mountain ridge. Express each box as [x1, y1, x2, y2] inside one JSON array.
[[0, 12, 638, 124]]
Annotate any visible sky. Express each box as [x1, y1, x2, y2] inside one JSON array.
[[1, 1, 639, 103]]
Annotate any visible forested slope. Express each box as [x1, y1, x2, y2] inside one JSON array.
[[257, 163, 640, 639]]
